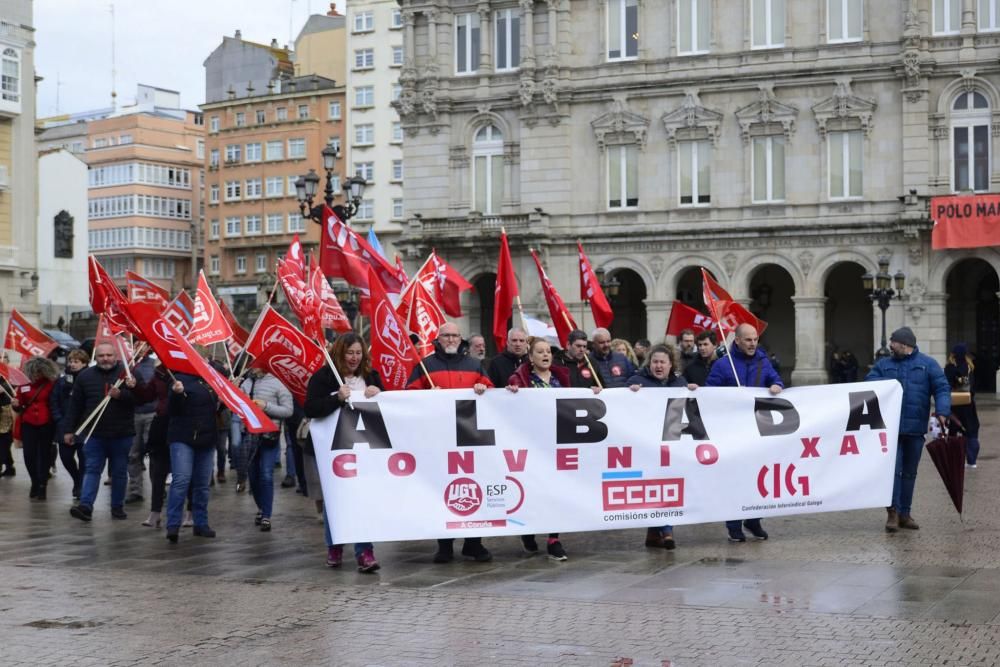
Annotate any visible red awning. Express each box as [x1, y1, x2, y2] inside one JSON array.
[[931, 194, 1000, 249]]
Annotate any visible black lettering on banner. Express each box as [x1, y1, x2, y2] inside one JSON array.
[[556, 398, 608, 444], [661, 398, 709, 441], [845, 391, 886, 431], [754, 397, 800, 436], [455, 400, 496, 447], [332, 403, 392, 450]]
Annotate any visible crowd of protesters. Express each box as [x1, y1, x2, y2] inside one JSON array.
[[0, 318, 967, 573]]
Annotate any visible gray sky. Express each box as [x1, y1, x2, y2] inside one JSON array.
[[34, 0, 330, 117]]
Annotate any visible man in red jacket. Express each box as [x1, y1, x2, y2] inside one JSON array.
[[407, 322, 493, 563]]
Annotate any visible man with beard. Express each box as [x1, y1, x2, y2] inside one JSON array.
[[487, 327, 528, 389], [407, 322, 493, 564], [561, 330, 600, 388], [589, 328, 635, 388], [466, 333, 489, 375], [677, 329, 698, 372]]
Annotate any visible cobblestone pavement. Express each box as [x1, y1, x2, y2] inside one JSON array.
[[2, 399, 1000, 666]]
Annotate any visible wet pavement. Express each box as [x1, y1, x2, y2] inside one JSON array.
[[3, 399, 1000, 666]]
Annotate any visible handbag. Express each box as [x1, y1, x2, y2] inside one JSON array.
[[951, 391, 972, 407]]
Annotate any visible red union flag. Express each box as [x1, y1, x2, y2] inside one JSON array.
[[126, 270, 170, 309], [125, 301, 277, 433], [162, 291, 195, 337], [577, 242, 613, 329], [665, 301, 715, 337], [368, 267, 420, 390], [190, 270, 234, 346], [493, 232, 518, 350], [95, 314, 135, 362], [530, 249, 577, 348], [319, 205, 404, 300], [245, 305, 325, 405], [430, 250, 472, 317], [285, 234, 307, 280], [218, 298, 249, 347], [700, 269, 768, 336], [0, 361, 29, 387], [397, 279, 445, 358], [89, 256, 137, 335], [277, 259, 324, 341], [310, 261, 352, 333], [4, 309, 58, 359]]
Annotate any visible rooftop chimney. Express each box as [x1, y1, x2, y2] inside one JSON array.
[[270, 38, 278, 48], [234, 29, 242, 39], [328, 3, 341, 16]]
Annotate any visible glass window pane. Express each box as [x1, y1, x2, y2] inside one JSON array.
[[457, 20, 467, 71], [679, 142, 692, 203], [698, 141, 711, 203], [772, 138, 786, 200], [979, 0, 990, 28], [496, 15, 507, 69], [475, 155, 487, 212], [954, 93, 968, 110], [753, 0, 766, 45], [950, 0, 961, 30], [491, 156, 504, 213], [511, 16, 520, 67], [471, 24, 481, 70], [829, 0, 844, 40], [625, 2, 638, 57], [847, 0, 862, 38], [830, 134, 844, 197], [626, 145, 638, 205], [697, 0, 710, 50], [974, 124, 989, 190], [609, 146, 622, 206], [609, 0, 622, 58], [753, 138, 767, 200], [974, 92, 989, 109], [848, 132, 863, 196], [773, 0, 785, 43], [679, 0, 692, 52]]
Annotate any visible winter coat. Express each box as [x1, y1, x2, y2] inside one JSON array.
[[132, 357, 157, 414], [705, 344, 784, 389], [866, 347, 951, 435], [626, 368, 687, 388], [682, 355, 714, 387], [50, 368, 83, 442], [166, 373, 219, 449], [304, 365, 384, 420], [558, 354, 600, 389], [487, 350, 528, 389], [15, 378, 55, 427], [407, 341, 494, 390], [588, 350, 636, 388], [507, 362, 570, 388], [62, 362, 146, 439], [239, 373, 294, 421]]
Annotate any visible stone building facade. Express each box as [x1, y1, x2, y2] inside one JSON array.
[[396, 0, 1000, 387]]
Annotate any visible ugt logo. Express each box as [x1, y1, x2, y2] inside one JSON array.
[[757, 463, 810, 498], [444, 477, 482, 517]]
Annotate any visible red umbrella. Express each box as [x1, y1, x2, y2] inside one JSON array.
[[925, 433, 966, 515]]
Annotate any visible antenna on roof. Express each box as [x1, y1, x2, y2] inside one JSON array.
[[109, 3, 118, 111]]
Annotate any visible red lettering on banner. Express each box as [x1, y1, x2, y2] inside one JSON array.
[[388, 452, 416, 476], [660, 445, 670, 467], [602, 478, 684, 511], [556, 448, 579, 470], [801, 437, 820, 458], [840, 434, 860, 456], [333, 453, 357, 478], [503, 449, 527, 472], [695, 444, 719, 465], [607, 446, 632, 469], [879, 431, 888, 453], [448, 450, 475, 474]]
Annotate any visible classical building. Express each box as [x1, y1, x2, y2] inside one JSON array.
[[0, 2, 38, 319], [346, 0, 406, 252], [397, 0, 1000, 388]]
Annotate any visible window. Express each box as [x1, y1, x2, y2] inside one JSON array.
[[391, 8, 403, 28], [288, 138, 306, 159], [752, 137, 785, 202], [196, 139, 205, 159], [3, 47, 21, 102], [210, 255, 220, 274], [329, 137, 342, 154], [235, 255, 247, 274], [829, 0, 863, 42], [392, 159, 404, 181], [455, 13, 481, 74], [392, 198, 404, 218], [210, 116, 220, 132], [472, 124, 504, 214], [952, 91, 991, 192], [752, 0, 785, 48], [357, 199, 374, 220], [266, 176, 284, 197], [391, 84, 402, 101], [353, 10, 374, 32], [287, 213, 305, 233], [266, 140, 283, 161], [355, 48, 375, 69], [256, 109, 266, 124], [245, 215, 262, 235], [93, 138, 108, 149], [225, 144, 241, 163], [355, 86, 374, 107], [355, 162, 375, 181], [210, 149, 220, 167], [392, 46, 404, 66], [235, 112, 246, 127], [210, 184, 220, 204], [678, 0, 710, 54], [329, 101, 341, 119], [980, 0, 1000, 30], [245, 142, 262, 162], [119, 134, 133, 145], [607, 0, 638, 60], [245, 178, 262, 199], [933, 0, 962, 35], [277, 107, 288, 121], [225, 180, 241, 201], [355, 124, 375, 145], [256, 254, 268, 273], [266, 213, 283, 234], [210, 219, 220, 239], [287, 175, 299, 195], [679, 141, 711, 205], [298, 104, 309, 119], [392, 122, 403, 143], [607, 145, 638, 209], [828, 131, 863, 199], [496, 8, 521, 70], [225, 216, 241, 237]]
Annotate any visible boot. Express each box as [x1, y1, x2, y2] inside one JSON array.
[[645, 527, 665, 548], [885, 508, 898, 533], [898, 514, 920, 530], [142, 511, 161, 528]]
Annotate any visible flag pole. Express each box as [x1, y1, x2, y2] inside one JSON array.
[[234, 305, 268, 381], [715, 317, 741, 388], [76, 342, 149, 440], [502, 227, 529, 333], [559, 309, 602, 389], [320, 343, 353, 409]]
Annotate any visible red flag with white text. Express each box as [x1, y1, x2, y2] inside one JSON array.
[[244, 305, 326, 405], [665, 302, 715, 337], [701, 269, 768, 336], [577, 242, 613, 329], [431, 250, 472, 317], [285, 234, 307, 280], [530, 249, 577, 348], [190, 270, 234, 346], [318, 205, 404, 300], [397, 279, 445, 358], [162, 291, 195, 337], [493, 232, 519, 350], [126, 270, 170, 310], [0, 361, 28, 387], [368, 267, 420, 390], [95, 314, 135, 362], [277, 259, 325, 341], [310, 260, 352, 333], [218, 298, 249, 347], [4, 309, 58, 360], [89, 256, 138, 335]]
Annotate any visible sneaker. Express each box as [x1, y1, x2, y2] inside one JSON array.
[[461, 542, 492, 563], [521, 535, 539, 554], [645, 527, 666, 548], [111, 507, 128, 520], [663, 534, 676, 551], [70, 505, 93, 522], [124, 493, 143, 505], [433, 542, 454, 564], [259, 518, 271, 532], [71, 486, 80, 500], [326, 546, 343, 568], [281, 475, 295, 488], [236, 482, 246, 493], [966, 463, 978, 469], [898, 514, 920, 530], [743, 519, 768, 540], [182, 512, 193, 528], [193, 525, 217, 538], [357, 549, 381, 573], [103, 477, 111, 486], [727, 530, 746, 543], [546, 539, 568, 561], [254, 511, 263, 526], [885, 508, 899, 533]]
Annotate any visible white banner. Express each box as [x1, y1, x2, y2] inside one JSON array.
[[312, 381, 902, 544]]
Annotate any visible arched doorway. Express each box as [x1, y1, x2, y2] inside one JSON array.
[[946, 258, 999, 392], [748, 265, 795, 384], [608, 268, 647, 344], [674, 266, 708, 310], [824, 262, 873, 380], [470, 273, 498, 356]]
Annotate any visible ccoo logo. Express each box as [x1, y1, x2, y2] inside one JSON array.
[[444, 477, 482, 516]]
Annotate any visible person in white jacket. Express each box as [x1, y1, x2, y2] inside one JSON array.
[[240, 368, 293, 532]]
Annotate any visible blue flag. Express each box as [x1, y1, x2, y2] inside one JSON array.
[[367, 227, 386, 258]]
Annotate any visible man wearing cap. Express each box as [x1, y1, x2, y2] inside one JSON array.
[[866, 327, 950, 532]]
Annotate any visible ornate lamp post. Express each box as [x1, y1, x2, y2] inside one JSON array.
[[295, 145, 368, 224], [594, 267, 620, 300], [862, 258, 906, 359]]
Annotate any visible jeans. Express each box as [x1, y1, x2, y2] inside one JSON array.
[[248, 436, 280, 519], [149, 449, 171, 513], [230, 415, 246, 482], [166, 442, 214, 529], [215, 429, 228, 475], [892, 433, 925, 516], [322, 503, 372, 555], [283, 424, 298, 479], [128, 412, 154, 497], [79, 435, 133, 511], [21, 422, 54, 494], [725, 519, 762, 535], [967, 437, 981, 465]]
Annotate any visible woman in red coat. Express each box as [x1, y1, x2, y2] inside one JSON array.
[[12, 357, 58, 500]]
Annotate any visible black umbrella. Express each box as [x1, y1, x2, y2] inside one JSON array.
[[925, 428, 966, 516]]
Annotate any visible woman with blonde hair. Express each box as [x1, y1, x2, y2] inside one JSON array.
[[611, 338, 639, 367], [12, 356, 59, 500], [945, 344, 981, 468]]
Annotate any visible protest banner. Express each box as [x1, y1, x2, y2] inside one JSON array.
[[311, 381, 902, 543]]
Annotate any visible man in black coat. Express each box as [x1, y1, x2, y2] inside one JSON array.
[[683, 330, 718, 387], [486, 327, 528, 388], [560, 330, 600, 388]]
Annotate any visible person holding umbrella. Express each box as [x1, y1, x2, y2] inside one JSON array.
[[866, 327, 951, 532], [944, 344, 980, 469]]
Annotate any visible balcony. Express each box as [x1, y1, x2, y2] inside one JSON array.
[[400, 211, 548, 249]]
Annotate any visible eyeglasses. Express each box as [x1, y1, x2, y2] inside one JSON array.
[[439, 333, 461, 339]]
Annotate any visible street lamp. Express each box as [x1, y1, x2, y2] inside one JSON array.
[[862, 258, 906, 359], [296, 145, 368, 225], [594, 267, 620, 299]]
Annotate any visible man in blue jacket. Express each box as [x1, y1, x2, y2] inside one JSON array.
[[706, 323, 783, 542], [866, 327, 950, 532]]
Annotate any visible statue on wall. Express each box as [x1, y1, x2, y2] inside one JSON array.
[[54, 210, 74, 258]]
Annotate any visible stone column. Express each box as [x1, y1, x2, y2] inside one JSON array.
[[478, 3, 492, 72], [545, 0, 557, 54], [791, 296, 829, 386], [403, 9, 416, 63], [426, 9, 438, 63], [520, 0, 535, 65], [644, 300, 670, 344]]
